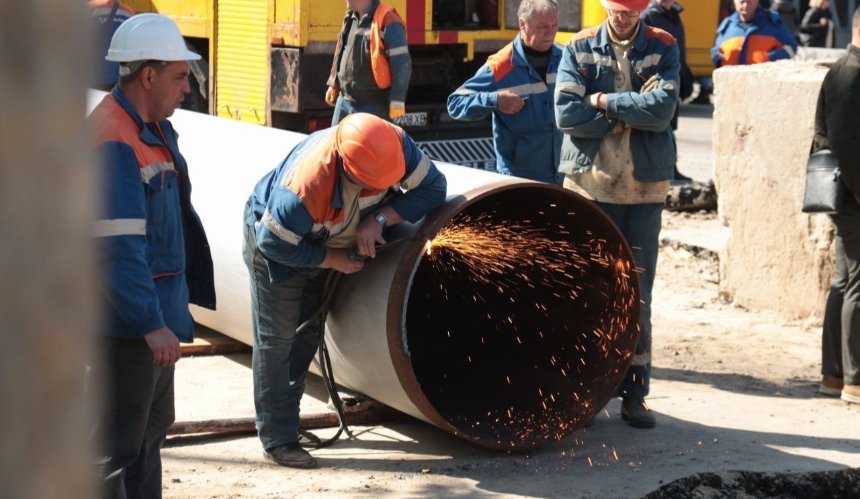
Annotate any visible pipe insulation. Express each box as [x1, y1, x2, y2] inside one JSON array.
[[87, 92, 641, 450]]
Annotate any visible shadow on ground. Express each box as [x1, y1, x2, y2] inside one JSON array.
[[653, 366, 826, 400]]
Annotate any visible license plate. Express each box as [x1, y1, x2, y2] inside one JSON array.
[[394, 112, 427, 127]]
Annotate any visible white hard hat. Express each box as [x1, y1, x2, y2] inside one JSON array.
[[105, 13, 200, 63]]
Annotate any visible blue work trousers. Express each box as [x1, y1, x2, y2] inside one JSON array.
[[332, 94, 389, 125], [101, 338, 175, 499], [242, 214, 327, 451], [823, 195, 860, 385], [596, 202, 663, 400]]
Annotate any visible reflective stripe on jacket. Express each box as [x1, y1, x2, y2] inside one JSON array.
[[447, 36, 564, 183], [368, 3, 402, 89], [247, 127, 447, 283], [328, 0, 411, 105], [554, 22, 680, 182], [89, 89, 215, 342], [711, 7, 797, 67]]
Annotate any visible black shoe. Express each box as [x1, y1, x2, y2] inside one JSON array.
[[621, 397, 656, 428], [673, 169, 692, 183], [264, 443, 317, 468]]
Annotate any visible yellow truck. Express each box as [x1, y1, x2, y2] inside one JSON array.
[[122, 0, 719, 166]]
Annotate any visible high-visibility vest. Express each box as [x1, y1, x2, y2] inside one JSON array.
[[368, 3, 404, 89]]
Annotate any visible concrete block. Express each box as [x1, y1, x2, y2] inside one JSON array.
[[713, 60, 835, 319]]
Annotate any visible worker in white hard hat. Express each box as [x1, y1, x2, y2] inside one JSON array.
[[88, 13, 215, 498]]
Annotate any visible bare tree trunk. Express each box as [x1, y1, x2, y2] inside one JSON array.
[[0, 3, 98, 498]]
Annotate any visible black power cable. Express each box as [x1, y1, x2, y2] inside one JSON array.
[[295, 238, 411, 449], [295, 270, 349, 449]]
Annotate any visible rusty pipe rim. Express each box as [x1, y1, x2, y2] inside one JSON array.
[[384, 180, 641, 450]]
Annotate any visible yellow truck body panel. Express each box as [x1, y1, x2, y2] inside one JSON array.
[[126, 0, 211, 38], [123, 0, 719, 129], [682, 0, 720, 78], [215, 0, 270, 125]]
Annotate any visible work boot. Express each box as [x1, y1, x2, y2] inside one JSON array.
[[672, 167, 692, 183], [263, 443, 317, 468], [842, 384, 860, 405], [819, 375, 843, 396], [621, 397, 656, 428]]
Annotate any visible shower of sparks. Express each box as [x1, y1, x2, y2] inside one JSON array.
[[425, 214, 593, 291], [414, 209, 641, 448], [424, 214, 635, 311]]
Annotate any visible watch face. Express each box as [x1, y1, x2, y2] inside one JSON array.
[[375, 213, 386, 224]]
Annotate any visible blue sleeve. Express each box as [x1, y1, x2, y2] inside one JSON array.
[[768, 21, 798, 61], [387, 134, 447, 222], [447, 64, 499, 121], [255, 187, 328, 269], [711, 18, 729, 67], [384, 22, 411, 104], [98, 141, 165, 337], [554, 44, 615, 139], [605, 42, 680, 132]]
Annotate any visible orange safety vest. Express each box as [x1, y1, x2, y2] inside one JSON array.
[[368, 3, 405, 90], [284, 131, 394, 229]]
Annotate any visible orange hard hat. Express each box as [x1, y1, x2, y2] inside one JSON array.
[[335, 113, 406, 190], [600, 0, 649, 11]]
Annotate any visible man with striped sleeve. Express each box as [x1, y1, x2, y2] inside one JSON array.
[[555, 0, 680, 428], [243, 113, 446, 468], [447, 0, 563, 183], [89, 13, 215, 498], [326, 0, 412, 124]]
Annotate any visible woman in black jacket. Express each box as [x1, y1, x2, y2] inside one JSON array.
[[800, 0, 835, 48]]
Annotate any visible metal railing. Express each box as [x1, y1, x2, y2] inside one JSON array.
[[417, 136, 496, 171]]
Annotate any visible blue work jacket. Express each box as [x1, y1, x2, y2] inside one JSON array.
[[447, 36, 564, 183], [90, 88, 215, 342], [711, 7, 797, 67], [247, 126, 447, 283], [554, 22, 680, 182]]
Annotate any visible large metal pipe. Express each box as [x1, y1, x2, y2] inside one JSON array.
[[87, 93, 640, 450], [324, 169, 640, 450]]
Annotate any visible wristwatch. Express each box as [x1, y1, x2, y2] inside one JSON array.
[[374, 211, 387, 226]]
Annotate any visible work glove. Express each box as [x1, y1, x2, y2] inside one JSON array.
[[640, 74, 661, 93], [389, 101, 405, 121], [325, 86, 339, 107]]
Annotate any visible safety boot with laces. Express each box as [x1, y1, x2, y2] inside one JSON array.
[[621, 396, 656, 428]]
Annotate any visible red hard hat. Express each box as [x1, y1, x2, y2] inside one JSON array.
[[600, 0, 650, 11], [335, 113, 406, 190]]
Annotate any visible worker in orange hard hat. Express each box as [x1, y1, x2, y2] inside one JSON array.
[[601, 0, 650, 10], [242, 112, 446, 468], [335, 113, 406, 189]]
